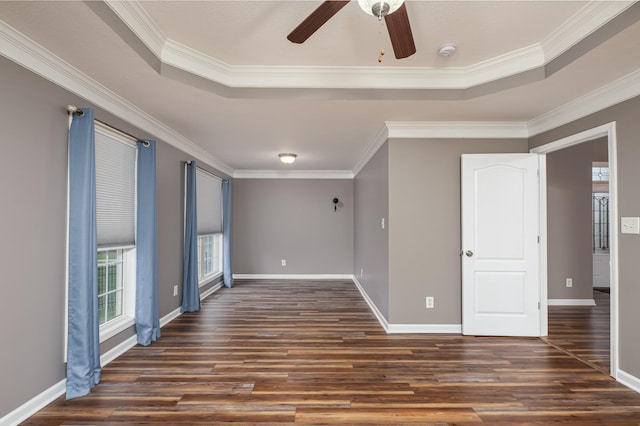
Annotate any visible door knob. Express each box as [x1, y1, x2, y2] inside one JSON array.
[[465, 250, 474, 257]]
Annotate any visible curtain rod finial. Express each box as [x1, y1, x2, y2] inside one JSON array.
[[67, 105, 84, 116]]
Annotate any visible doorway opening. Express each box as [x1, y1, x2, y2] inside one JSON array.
[[531, 122, 618, 378]]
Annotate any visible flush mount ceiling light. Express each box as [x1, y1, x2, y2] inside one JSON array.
[[279, 153, 297, 164], [357, 0, 405, 18]]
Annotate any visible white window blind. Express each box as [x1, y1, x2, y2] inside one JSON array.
[[196, 168, 222, 235], [95, 124, 136, 247]]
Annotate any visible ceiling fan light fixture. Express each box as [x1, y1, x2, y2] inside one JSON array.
[[279, 153, 297, 164], [357, 0, 404, 18]]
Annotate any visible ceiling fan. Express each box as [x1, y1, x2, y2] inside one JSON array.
[[287, 0, 416, 60]]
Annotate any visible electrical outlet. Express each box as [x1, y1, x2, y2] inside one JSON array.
[[281, 259, 287, 267], [360, 268, 363, 278], [566, 278, 573, 288], [426, 296, 434, 309], [381, 218, 385, 229], [173, 285, 178, 296]]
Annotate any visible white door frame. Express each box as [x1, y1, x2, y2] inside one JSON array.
[[530, 121, 618, 378]]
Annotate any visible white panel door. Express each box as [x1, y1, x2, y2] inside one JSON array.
[[462, 154, 540, 336]]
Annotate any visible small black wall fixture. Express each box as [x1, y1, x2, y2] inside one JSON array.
[[333, 197, 339, 212]]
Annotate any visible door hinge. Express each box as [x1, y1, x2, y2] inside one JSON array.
[[538, 301, 541, 310], [537, 235, 540, 243]]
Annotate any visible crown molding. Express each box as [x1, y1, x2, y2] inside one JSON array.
[[352, 125, 389, 177], [0, 20, 233, 176], [541, 1, 634, 61], [161, 38, 545, 90], [233, 170, 354, 179], [104, 0, 165, 56], [386, 121, 530, 139], [527, 69, 640, 137], [108, 0, 632, 91]]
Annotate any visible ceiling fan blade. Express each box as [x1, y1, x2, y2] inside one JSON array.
[[385, 3, 416, 59], [287, 1, 350, 44]]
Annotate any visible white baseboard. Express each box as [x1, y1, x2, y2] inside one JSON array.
[[352, 276, 389, 332], [0, 379, 65, 426], [617, 369, 640, 393], [0, 283, 227, 426], [548, 299, 596, 306], [387, 323, 462, 334], [352, 277, 461, 334], [200, 281, 223, 299], [233, 274, 353, 280], [100, 335, 138, 367]]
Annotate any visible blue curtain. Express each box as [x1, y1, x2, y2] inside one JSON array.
[[66, 108, 101, 399], [182, 161, 200, 312], [135, 140, 160, 345], [222, 179, 233, 288]]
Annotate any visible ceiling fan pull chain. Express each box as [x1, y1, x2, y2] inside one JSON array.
[[378, 19, 385, 63]]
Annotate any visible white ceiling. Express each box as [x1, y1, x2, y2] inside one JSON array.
[[1, 1, 639, 175]]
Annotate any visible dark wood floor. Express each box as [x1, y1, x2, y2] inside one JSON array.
[[23, 280, 640, 425], [546, 288, 611, 374]]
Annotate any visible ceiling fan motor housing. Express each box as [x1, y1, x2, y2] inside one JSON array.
[[372, 2, 390, 18], [358, 0, 405, 17]]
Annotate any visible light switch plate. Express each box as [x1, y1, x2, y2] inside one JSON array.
[[621, 217, 640, 234]]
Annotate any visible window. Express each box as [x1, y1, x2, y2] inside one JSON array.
[[592, 164, 609, 253], [195, 168, 223, 286], [94, 122, 137, 340], [198, 233, 222, 283], [98, 249, 123, 325]]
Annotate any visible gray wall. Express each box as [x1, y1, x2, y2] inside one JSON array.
[[387, 138, 528, 324], [0, 56, 226, 417], [354, 143, 389, 319], [529, 94, 640, 379], [232, 179, 354, 274], [0, 57, 69, 417], [546, 142, 594, 300]]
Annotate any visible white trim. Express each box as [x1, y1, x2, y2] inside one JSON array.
[[232, 274, 353, 280], [233, 170, 354, 179], [99, 316, 135, 343], [386, 324, 462, 334], [353, 277, 462, 334], [100, 334, 137, 367], [540, 1, 634, 63], [386, 121, 529, 140], [352, 276, 389, 333], [199, 271, 223, 288], [617, 369, 640, 393], [609, 123, 620, 379], [0, 283, 227, 426], [530, 123, 615, 155], [200, 281, 224, 300], [104, 0, 165, 56], [0, 20, 233, 176], [538, 154, 548, 337], [0, 379, 66, 426], [160, 37, 544, 90], [160, 307, 182, 328], [528, 70, 640, 137], [547, 299, 596, 306], [533, 121, 619, 378], [352, 125, 389, 177], [99, 1, 632, 91]]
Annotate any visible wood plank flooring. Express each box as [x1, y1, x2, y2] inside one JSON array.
[[546, 289, 611, 374], [23, 280, 640, 425]]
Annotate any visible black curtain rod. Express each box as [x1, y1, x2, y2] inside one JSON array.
[[67, 105, 150, 147]]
